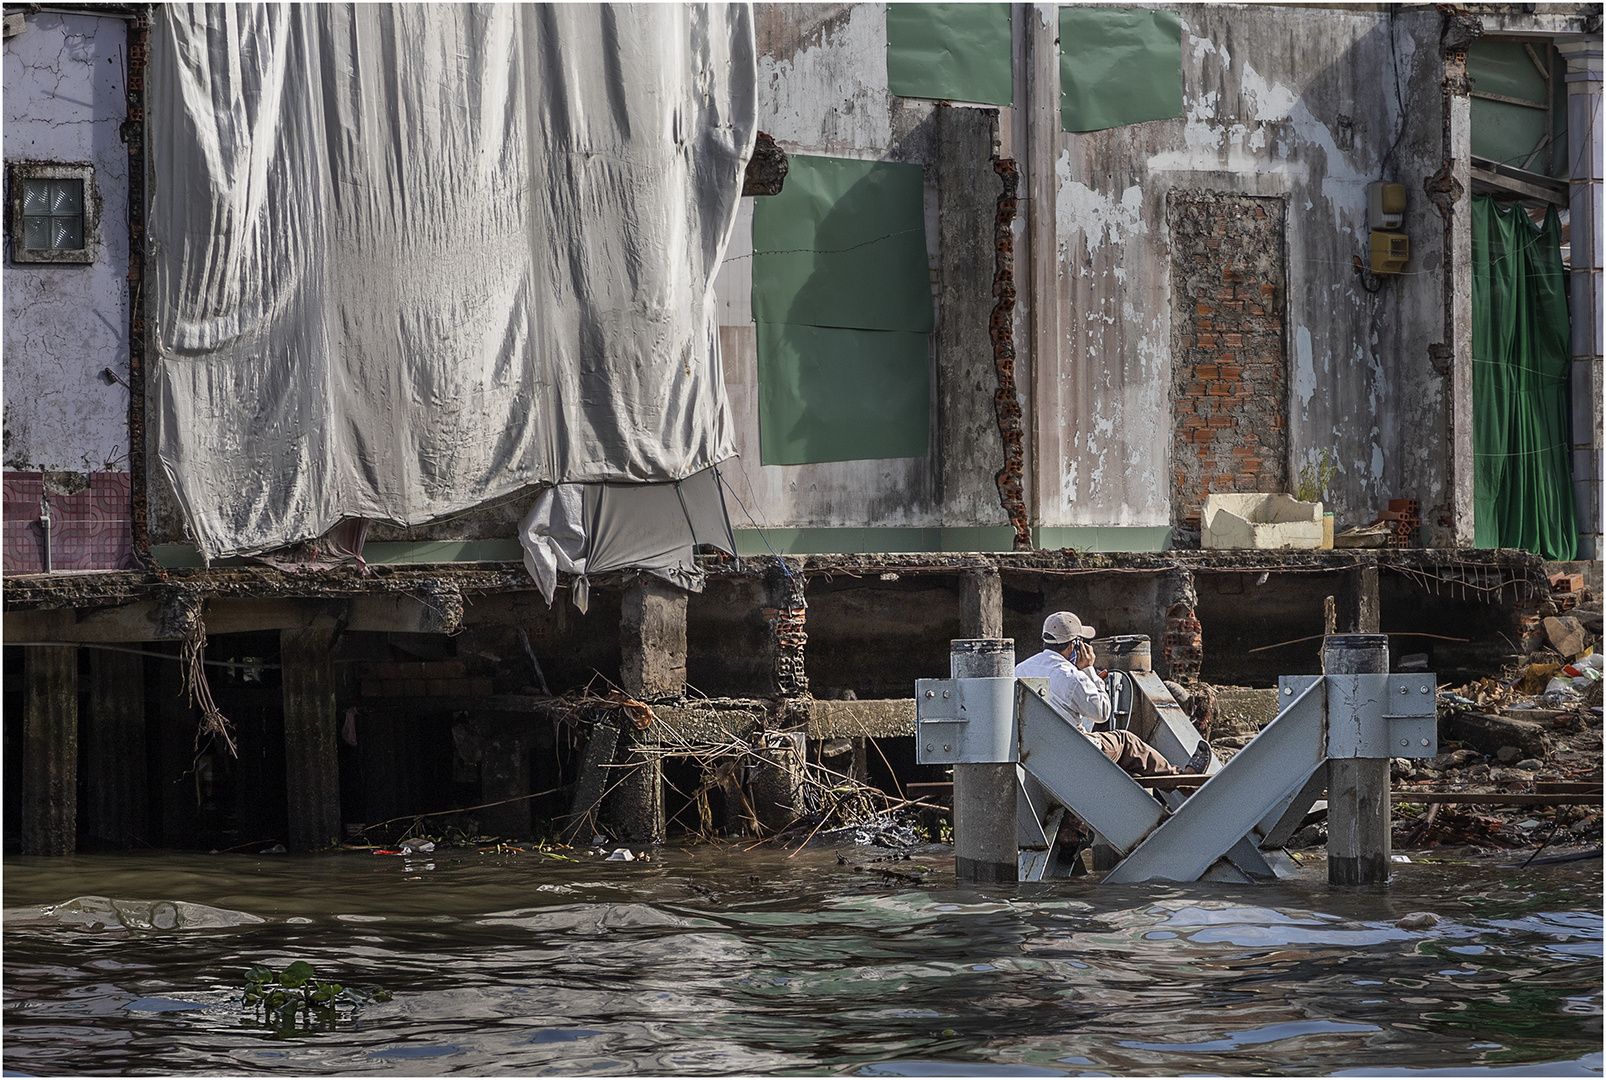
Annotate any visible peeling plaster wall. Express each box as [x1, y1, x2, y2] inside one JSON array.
[[2, 12, 130, 474], [716, 2, 1014, 536], [722, 4, 1454, 547], [1045, 7, 1451, 539]]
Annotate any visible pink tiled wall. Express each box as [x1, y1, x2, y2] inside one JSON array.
[[3, 471, 137, 573]]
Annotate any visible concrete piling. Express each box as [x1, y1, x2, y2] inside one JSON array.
[[566, 718, 621, 844], [1322, 633, 1392, 885], [1341, 566, 1381, 633], [950, 638, 1017, 884], [22, 645, 79, 855], [280, 628, 343, 852], [612, 730, 666, 843], [960, 568, 1003, 639], [622, 576, 687, 699], [750, 729, 806, 834]]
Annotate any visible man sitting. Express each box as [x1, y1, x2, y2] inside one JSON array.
[[1015, 611, 1207, 776]]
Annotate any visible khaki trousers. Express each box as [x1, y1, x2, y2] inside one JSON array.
[[1089, 730, 1175, 775]]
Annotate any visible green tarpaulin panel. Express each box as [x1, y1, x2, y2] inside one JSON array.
[[751, 154, 934, 333], [887, 3, 1012, 107], [756, 322, 930, 465], [1471, 196, 1577, 559], [1059, 7, 1182, 133]]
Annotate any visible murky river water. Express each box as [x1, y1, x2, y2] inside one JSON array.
[[3, 848, 1600, 1076]]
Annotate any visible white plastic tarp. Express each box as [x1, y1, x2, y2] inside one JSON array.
[[520, 465, 736, 611], [148, 4, 756, 559]]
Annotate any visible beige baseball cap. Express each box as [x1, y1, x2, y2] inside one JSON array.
[[1042, 611, 1096, 644]]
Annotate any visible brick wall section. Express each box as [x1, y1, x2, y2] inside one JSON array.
[[1169, 193, 1289, 529], [1163, 602, 1203, 679]]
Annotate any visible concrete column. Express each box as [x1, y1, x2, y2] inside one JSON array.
[[566, 718, 620, 844], [1557, 36, 1604, 561], [750, 730, 806, 834], [1024, 2, 1061, 536], [22, 646, 79, 855], [280, 628, 342, 852], [85, 648, 147, 848], [621, 576, 687, 700], [1340, 564, 1381, 634], [1323, 634, 1391, 886], [767, 559, 809, 698], [1161, 565, 1202, 680], [1444, 39, 1477, 547], [611, 731, 665, 844], [951, 638, 1017, 884], [960, 567, 1004, 639]]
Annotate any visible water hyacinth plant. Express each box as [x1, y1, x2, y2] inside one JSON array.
[[242, 961, 389, 1032]]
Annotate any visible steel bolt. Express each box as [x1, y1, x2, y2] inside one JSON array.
[[1421, 738, 1430, 746], [1401, 739, 1409, 746], [943, 744, 951, 752], [942, 690, 950, 699], [925, 690, 934, 698]]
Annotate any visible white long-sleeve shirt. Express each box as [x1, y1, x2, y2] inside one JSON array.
[[1015, 648, 1110, 733]]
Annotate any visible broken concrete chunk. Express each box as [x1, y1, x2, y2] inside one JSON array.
[[1427, 748, 1480, 770], [1201, 493, 1324, 550], [1444, 711, 1553, 761], [1542, 615, 1588, 657], [1495, 746, 1522, 764]]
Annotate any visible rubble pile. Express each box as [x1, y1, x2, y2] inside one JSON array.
[[1208, 589, 1603, 859]]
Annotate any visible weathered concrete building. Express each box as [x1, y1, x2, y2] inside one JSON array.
[[4, 3, 1599, 856]]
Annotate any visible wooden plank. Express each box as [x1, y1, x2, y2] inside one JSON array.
[[1470, 165, 1568, 207], [1535, 781, 1603, 796], [1132, 773, 1210, 789], [1392, 792, 1603, 806]]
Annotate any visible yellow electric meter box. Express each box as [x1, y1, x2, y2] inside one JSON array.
[[1368, 182, 1407, 230], [1370, 230, 1409, 274]]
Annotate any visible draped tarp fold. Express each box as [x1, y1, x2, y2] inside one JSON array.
[[149, 4, 756, 559], [519, 466, 736, 611]]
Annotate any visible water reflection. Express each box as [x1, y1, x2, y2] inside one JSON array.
[[2, 850, 1599, 1076]]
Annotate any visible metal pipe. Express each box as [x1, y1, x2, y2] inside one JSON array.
[[39, 495, 52, 574]]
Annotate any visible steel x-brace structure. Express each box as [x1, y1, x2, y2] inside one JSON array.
[[915, 670, 1438, 883]]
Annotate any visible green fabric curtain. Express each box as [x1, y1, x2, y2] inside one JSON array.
[[1471, 196, 1577, 559]]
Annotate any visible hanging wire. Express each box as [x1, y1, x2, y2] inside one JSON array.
[[714, 463, 790, 579]]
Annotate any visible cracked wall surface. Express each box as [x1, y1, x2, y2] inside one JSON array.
[[1044, 7, 1451, 540], [3, 12, 129, 474], [716, 4, 1463, 549], [714, 2, 1015, 540]]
